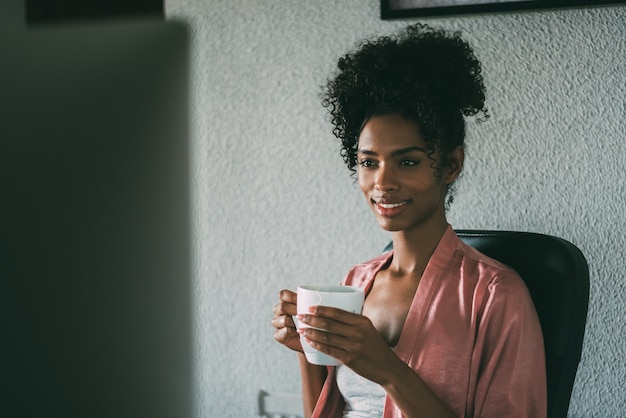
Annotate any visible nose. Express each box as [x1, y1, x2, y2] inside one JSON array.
[[374, 163, 399, 192]]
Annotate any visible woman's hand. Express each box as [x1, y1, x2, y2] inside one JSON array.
[[297, 306, 398, 385], [299, 306, 456, 418], [272, 289, 303, 352]]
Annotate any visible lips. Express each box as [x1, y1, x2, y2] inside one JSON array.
[[377, 202, 406, 209], [372, 198, 409, 217]]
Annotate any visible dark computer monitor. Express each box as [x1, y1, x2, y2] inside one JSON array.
[[0, 19, 191, 418]]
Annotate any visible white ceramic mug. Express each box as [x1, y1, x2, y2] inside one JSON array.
[[297, 284, 365, 366]]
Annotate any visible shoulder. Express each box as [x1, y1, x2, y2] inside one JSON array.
[[434, 226, 525, 291], [454, 239, 533, 306], [459, 239, 511, 273], [454, 244, 540, 329], [342, 252, 392, 288], [457, 240, 522, 284]]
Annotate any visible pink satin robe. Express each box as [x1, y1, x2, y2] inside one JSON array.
[[311, 226, 547, 418]]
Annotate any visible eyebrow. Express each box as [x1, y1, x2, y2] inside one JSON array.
[[357, 146, 428, 156]]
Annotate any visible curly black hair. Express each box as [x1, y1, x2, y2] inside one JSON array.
[[322, 23, 488, 197]]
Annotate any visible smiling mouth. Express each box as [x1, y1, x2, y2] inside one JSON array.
[[377, 201, 407, 209], [372, 199, 410, 216]]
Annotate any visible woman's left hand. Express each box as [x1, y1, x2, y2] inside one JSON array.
[[297, 306, 399, 385]]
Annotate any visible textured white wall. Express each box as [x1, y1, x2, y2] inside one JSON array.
[[166, 1, 625, 417]]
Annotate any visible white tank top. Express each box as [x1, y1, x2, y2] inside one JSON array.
[[336, 364, 386, 417]]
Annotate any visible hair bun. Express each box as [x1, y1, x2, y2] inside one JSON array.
[[396, 25, 487, 117]]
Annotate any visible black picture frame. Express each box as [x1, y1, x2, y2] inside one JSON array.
[[26, 0, 164, 25], [381, 0, 624, 18]]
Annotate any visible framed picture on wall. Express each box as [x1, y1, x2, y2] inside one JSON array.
[[381, 0, 624, 18]]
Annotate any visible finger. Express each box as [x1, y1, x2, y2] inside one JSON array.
[[275, 327, 303, 353], [275, 326, 298, 343], [278, 289, 297, 303], [297, 314, 339, 334], [307, 305, 362, 325], [299, 328, 346, 357], [297, 314, 350, 336], [273, 301, 297, 317], [315, 306, 363, 322], [299, 327, 333, 344], [271, 314, 295, 330]]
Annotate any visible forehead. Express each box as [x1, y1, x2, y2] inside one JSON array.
[[358, 114, 427, 151]]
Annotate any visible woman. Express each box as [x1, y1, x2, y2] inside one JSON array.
[[272, 24, 546, 418]]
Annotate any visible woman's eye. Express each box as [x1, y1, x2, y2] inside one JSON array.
[[400, 159, 419, 167], [358, 159, 375, 168]]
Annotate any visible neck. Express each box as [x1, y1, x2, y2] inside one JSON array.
[[388, 220, 449, 276]]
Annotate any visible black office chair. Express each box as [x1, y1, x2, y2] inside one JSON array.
[[385, 230, 589, 418]]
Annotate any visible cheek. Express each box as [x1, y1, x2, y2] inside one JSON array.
[[409, 175, 444, 194]]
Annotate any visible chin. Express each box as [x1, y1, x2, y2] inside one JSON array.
[[377, 220, 406, 232]]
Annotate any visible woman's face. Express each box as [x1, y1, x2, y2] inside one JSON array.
[[357, 114, 462, 233]]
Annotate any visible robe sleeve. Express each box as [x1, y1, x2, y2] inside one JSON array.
[[470, 271, 547, 418], [310, 366, 344, 418]]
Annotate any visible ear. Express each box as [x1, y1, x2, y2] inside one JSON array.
[[443, 146, 464, 185]]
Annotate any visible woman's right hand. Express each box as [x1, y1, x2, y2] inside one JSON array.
[[272, 289, 303, 352]]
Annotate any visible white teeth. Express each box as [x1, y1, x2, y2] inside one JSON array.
[[378, 202, 405, 209]]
